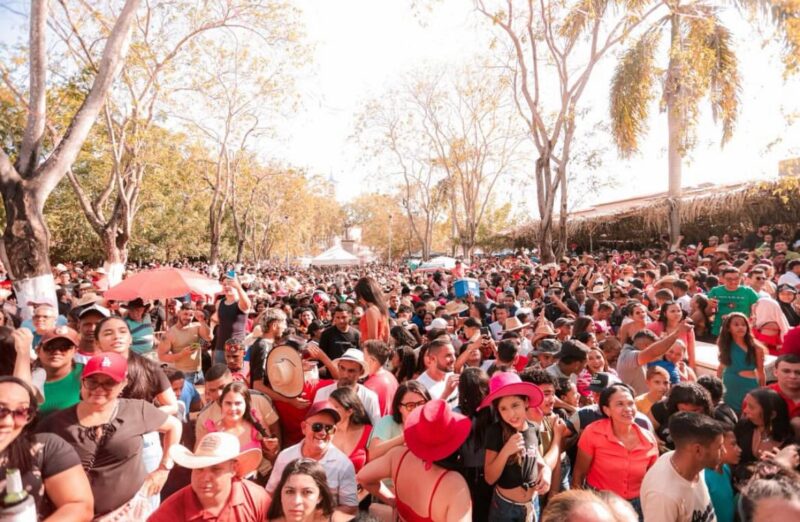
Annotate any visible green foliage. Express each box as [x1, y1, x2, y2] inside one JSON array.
[[610, 30, 661, 156]]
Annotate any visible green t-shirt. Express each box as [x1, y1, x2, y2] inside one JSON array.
[[707, 285, 759, 336], [40, 364, 83, 417]]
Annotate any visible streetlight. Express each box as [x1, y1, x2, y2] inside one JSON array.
[[388, 213, 393, 267], [283, 215, 290, 269]]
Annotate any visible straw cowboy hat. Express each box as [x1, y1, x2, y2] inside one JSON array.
[[403, 399, 471, 467], [266, 344, 304, 398], [501, 316, 526, 333], [444, 301, 468, 315], [531, 321, 557, 345], [74, 292, 103, 308], [478, 372, 544, 411], [170, 432, 261, 478]]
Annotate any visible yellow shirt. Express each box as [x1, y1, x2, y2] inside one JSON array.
[[636, 393, 655, 416]]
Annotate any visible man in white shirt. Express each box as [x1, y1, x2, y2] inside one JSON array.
[[265, 401, 358, 515], [415, 338, 459, 407], [641, 411, 723, 522], [778, 259, 800, 290], [314, 348, 381, 426], [489, 304, 510, 341]]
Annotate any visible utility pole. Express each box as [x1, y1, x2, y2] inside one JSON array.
[[388, 213, 393, 267]]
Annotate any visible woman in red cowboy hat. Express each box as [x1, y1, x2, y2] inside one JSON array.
[[356, 399, 472, 522], [481, 371, 550, 522]]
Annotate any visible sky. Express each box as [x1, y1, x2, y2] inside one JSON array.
[[2, 0, 799, 217]]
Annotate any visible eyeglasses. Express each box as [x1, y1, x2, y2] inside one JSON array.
[[82, 378, 120, 391], [310, 422, 336, 434], [400, 400, 427, 411], [0, 405, 33, 424]]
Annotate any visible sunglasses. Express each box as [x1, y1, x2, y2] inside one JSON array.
[[0, 405, 33, 424], [400, 400, 427, 411], [310, 422, 336, 434], [41, 343, 74, 354], [82, 378, 120, 391]]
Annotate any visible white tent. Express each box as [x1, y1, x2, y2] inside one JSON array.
[[416, 255, 456, 272], [310, 245, 361, 267]]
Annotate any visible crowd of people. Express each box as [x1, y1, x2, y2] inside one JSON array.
[[2, 226, 800, 521]]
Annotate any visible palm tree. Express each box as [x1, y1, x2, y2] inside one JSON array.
[[610, 1, 740, 248]]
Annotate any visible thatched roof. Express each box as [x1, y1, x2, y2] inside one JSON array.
[[508, 176, 800, 248]]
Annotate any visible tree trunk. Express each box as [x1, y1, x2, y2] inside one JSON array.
[[235, 238, 245, 264], [535, 155, 557, 264], [557, 167, 568, 258], [0, 186, 57, 317], [99, 225, 127, 287], [666, 17, 683, 249]]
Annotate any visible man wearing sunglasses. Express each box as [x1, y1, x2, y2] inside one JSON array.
[[265, 400, 358, 516], [36, 327, 82, 417]]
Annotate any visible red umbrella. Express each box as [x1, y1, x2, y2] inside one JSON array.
[[103, 267, 222, 301]]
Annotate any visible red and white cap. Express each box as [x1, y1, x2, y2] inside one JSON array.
[[82, 352, 128, 382]]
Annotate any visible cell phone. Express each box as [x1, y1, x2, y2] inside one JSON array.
[[226, 269, 236, 279], [480, 326, 490, 338]]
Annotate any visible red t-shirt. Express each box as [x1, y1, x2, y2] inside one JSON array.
[[769, 383, 800, 418], [364, 370, 399, 416], [782, 326, 800, 357], [274, 378, 332, 447]]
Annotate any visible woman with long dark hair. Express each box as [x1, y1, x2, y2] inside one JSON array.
[[735, 388, 793, 468], [367, 381, 431, 461], [266, 458, 336, 522], [456, 367, 493, 522], [648, 301, 696, 370], [0, 376, 92, 519], [200, 381, 277, 481], [482, 372, 550, 521], [94, 315, 179, 508], [329, 387, 372, 472], [354, 276, 390, 343], [716, 313, 766, 415]]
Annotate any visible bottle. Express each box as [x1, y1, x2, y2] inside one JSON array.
[[0, 469, 37, 521]]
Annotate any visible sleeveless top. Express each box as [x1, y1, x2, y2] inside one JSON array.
[[203, 418, 261, 451], [347, 425, 373, 473], [393, 449, 450, 522], [215, 300, 247, 351], [722, 343, 759, 414], [359, 306, 389, 344]]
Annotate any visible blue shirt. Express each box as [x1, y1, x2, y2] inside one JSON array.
[[704, 465, 735, 522], [21, 315, 68, 348], [177, 380, 201, 422]]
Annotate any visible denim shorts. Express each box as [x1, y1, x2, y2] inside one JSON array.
[[488, 490, 537, 522]]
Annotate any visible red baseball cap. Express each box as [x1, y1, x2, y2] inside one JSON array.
[[82, 352, 128, 382]]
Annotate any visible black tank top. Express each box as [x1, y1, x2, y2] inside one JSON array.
[[215, 300, 247, 351]]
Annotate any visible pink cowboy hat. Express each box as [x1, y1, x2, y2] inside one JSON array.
[[404, 400, 471, 467], [478, 372, 544, 411]]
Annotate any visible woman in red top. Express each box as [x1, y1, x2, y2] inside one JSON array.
[[572, 383, 658, 517], [357, 400, 472, 522], [329, 387, 372, 472], [355, 277, 390, 344]]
